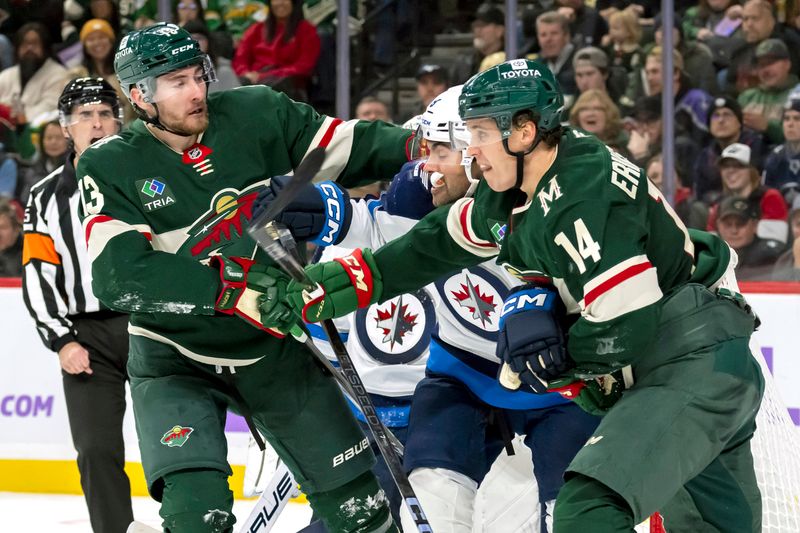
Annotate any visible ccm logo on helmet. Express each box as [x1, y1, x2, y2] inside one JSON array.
[[500, 69, 542, 80], [172, 44, 194, 55]]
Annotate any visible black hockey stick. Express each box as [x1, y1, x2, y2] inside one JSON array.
[[256, 228, 430, 532], [246, 152, 431, 532]]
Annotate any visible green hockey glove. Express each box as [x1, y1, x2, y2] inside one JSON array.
[[547, 375, 624, 416], [285, 249, 383, 322], [211, 255, 297, 336]]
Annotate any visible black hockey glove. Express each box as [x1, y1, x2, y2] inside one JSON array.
[[496, 284, 571, 393], [252, 175, 352, 246]]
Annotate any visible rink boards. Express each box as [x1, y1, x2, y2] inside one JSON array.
[[1, 279, 799, 495]]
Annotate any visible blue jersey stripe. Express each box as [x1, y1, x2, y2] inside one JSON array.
[[427, 339, 569, 410]]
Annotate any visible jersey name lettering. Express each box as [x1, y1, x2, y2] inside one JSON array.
[[609, 149, 640, 200], [537, 176, 562, 216]]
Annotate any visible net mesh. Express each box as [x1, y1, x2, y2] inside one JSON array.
[[751, 341, 800, 533]]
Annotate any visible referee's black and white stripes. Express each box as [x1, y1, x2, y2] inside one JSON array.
[[22, 155, 101, 353]]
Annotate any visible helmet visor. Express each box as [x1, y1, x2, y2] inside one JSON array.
[[60, 103, 122, 128], [422, 141, 464, 177], [460, 117, 506, 148], [138, 56, 217, 103]]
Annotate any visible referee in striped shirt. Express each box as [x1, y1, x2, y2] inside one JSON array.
[[22, 78, 134, 533]]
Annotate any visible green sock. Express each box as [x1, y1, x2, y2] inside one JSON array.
[[159, 469, 236, 533], [306, 471, 398, 533]]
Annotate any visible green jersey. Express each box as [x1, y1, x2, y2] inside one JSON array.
[[77, 85, 411, 364], [373, 128, 726, 375]]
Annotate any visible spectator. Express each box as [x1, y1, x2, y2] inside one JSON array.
[[86, 0, 121, 36], [16, 119, 68, 205], [69, 19, 136, 123], [0, 197, 21, 276], [573, 46, 626, 102], [683, 0, 742, 42], [694, 96, 765, 204], [716, 195, 785, 279], [0, 0, 64, 46], [0, 22, 68, 127], [415, 64, 449, 111], [0, 141, 17, 199], [765, 97, 800, 203], [569, 89, 628, 154], [726, 0, 800, 93], [771, 197, 800, 280], [646, 153, 709, 230], [627, 94, 700, 169], [640, 47, 714, 144], [175, 0, 206, 27], [232, 0, 321, 101], [450, 3, 505, 84], [738, 38, 799, 144], [535, 11, 578, 102], [183, 20, 240, 93], [653, 13, 718, 94], [556, 0, 608, 48], [708, 142, 789, 242], [602, 8, 644, 75], [355, 96, 392, 122]]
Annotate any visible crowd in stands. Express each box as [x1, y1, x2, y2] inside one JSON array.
[[1, 0, 800, 282]]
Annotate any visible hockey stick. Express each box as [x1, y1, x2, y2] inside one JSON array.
[[239, 459, 300, 533], [247, 157, 430, 529], [255, 231, 430, 532]]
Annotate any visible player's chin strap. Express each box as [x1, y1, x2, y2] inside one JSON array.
[[502, 135, 540, 190], [136, 103, 196, 138]]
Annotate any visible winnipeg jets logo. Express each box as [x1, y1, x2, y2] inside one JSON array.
[[436, 268, 506, 337], [355, 289, 435, 364], [450, 274, 496, 326], [374, 295, 418, 350]]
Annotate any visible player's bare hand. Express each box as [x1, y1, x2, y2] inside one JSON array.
[[58, 341, 93, 375], [244, 72, 260, 84]]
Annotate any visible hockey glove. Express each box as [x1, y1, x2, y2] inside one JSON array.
[[496, 284, 571, 393], [253, 175, 352, 246], [547, 376, 624, 416], [285, 249, 383, 323], [212, 256, 296, 336]]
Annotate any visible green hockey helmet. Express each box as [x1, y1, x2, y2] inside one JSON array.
[[458, 59, 564, 139], [114, 22, 216, 104]]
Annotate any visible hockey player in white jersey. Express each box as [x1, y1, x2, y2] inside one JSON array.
[[255, 86, 600, 532]]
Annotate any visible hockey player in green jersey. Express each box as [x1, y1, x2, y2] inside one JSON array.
[[263, 59, 766, 532], [76, 22, 412, 533]]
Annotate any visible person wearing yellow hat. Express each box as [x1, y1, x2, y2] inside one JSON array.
[[70, 19, 136, 123]]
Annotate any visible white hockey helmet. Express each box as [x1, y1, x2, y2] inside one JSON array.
[[412, 85, 478, 195]]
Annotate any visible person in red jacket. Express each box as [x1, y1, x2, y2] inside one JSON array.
[[706, 142, 790, 243], [232, 0, 320, 100]]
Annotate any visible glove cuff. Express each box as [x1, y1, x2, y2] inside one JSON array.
[[211, 256, 254, 313], [333, 248, 381, 308], [311, 181, 351, 247], [498, 285, 558, 330]]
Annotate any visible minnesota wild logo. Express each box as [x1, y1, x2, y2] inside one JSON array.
[[160, 425, 194, 447], [178, 185, 262, 259]]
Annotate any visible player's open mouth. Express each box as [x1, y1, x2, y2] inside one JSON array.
[[189, 107, 204, 116], [89, 137, 103, 145]]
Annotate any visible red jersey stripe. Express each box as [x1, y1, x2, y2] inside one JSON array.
[[318, 118, 344, 148], [459, 201, 495, 248], [583, 260, 653, 308], [84, 215, 113, 245]]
